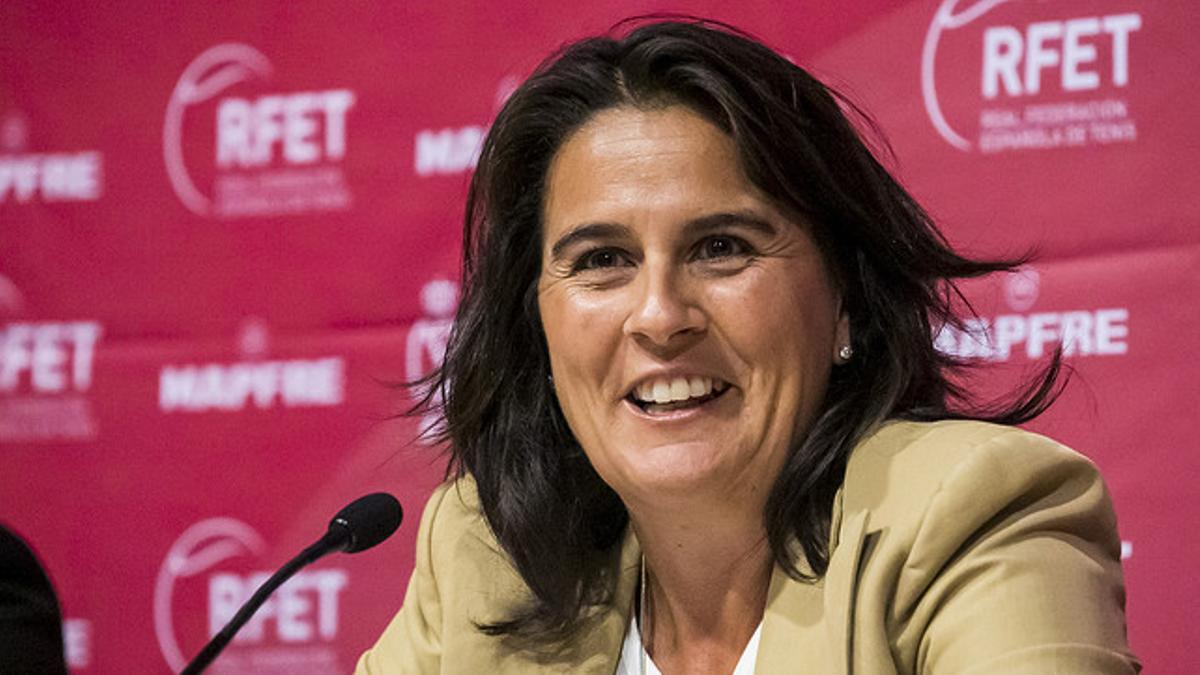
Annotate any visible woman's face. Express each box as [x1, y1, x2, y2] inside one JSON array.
[[537, 105, 848, 508]]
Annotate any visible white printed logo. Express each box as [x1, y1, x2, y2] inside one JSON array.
[[413, 75, 517, 176], [155, 518, 349, 672], [935, 267, 1129, 361], [63, 618, 91, 669], [0, 321, 103, 442], [922, 0, 1141, 153], [158, 358, 345, 412], [158, 357, 345, 412], [406, 279, 458, 440], [936, 308, 1129, 361], [157, 319, 345, 413], [1004, 265, 1039, 312], [0, 274, 25, 316], [1, 111, 28, 151], [0, 109, 103, 204], [164, 44, 356, 217], [414, 125, 485, 176], [155, 518, 265, 671]]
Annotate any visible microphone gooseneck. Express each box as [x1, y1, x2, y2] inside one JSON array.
[[180, 493, 403, 674]]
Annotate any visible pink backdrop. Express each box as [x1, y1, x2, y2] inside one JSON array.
[[1, 1, 1195, 671]]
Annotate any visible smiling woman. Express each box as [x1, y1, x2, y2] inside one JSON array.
[[357, 18, 1137, 675]]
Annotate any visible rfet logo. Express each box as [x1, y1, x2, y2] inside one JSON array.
[[164, 44, 356, 217], [0, 109, 104, 204], [155, 518, 349, 673], [923, 0, 1142, 153], [0, 320, 103, 442]]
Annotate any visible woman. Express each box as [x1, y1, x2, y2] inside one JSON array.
[[358, 19, 1137, 674]]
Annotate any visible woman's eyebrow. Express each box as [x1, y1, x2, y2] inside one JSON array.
[[684, 211, 778, 238], [549, 222, 628, 260]]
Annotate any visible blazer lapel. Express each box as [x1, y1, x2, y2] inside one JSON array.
[[755, 504, 874, 675], [755, 558, 829, 673], [823, 509, 873, 675]]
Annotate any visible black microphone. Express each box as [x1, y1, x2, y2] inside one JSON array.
[[180, 493, 402, 674]]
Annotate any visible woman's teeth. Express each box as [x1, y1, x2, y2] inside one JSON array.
[[632, 376, 727, 410]]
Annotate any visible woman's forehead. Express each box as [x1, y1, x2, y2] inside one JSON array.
[[542, 106, 768, 233]]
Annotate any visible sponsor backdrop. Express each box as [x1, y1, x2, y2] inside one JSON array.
[[1, 0, 1195, 672]]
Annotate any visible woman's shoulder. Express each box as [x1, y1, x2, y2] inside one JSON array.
[[409, 475, 532, 624], [835, 424, 1134, 672], [413, 474, 500, 557], [839, 418, 1120, 569], [851, 418, 1086, 465], [839, 419, 1118, 555], [843, 419, 1102, 511]]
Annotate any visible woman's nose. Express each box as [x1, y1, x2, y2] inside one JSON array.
[[623, 266, 706, 352]]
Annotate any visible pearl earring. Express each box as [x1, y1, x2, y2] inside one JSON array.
[[838, 344, 854, 361]]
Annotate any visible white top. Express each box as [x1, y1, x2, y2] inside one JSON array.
[[615, 616, 763, 675]]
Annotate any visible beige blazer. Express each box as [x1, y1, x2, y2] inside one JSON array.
[[356, 420, 1139, 673]]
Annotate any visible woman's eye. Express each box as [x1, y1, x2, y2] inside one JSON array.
[[697, 236, 748, 259], [576, 248, 628, 271]]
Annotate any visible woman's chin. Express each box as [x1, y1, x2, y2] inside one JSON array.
[[617, 442, 736, 497]]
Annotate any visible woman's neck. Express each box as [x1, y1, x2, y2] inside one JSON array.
[[629, 500, 773, 674]]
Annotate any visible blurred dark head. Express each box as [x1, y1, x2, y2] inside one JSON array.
[[0, 524, 67, 674]]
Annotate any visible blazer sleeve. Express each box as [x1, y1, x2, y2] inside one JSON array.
[[355, 482, 451, 674], [903, 429, 1140, 674]]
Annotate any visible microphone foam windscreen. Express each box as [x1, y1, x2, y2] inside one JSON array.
[[331, 493, 403, 553]]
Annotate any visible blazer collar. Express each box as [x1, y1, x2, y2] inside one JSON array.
[[584, 417, 909, 675], [754, 490, 873, 675], [591, 489, 876, 675]]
